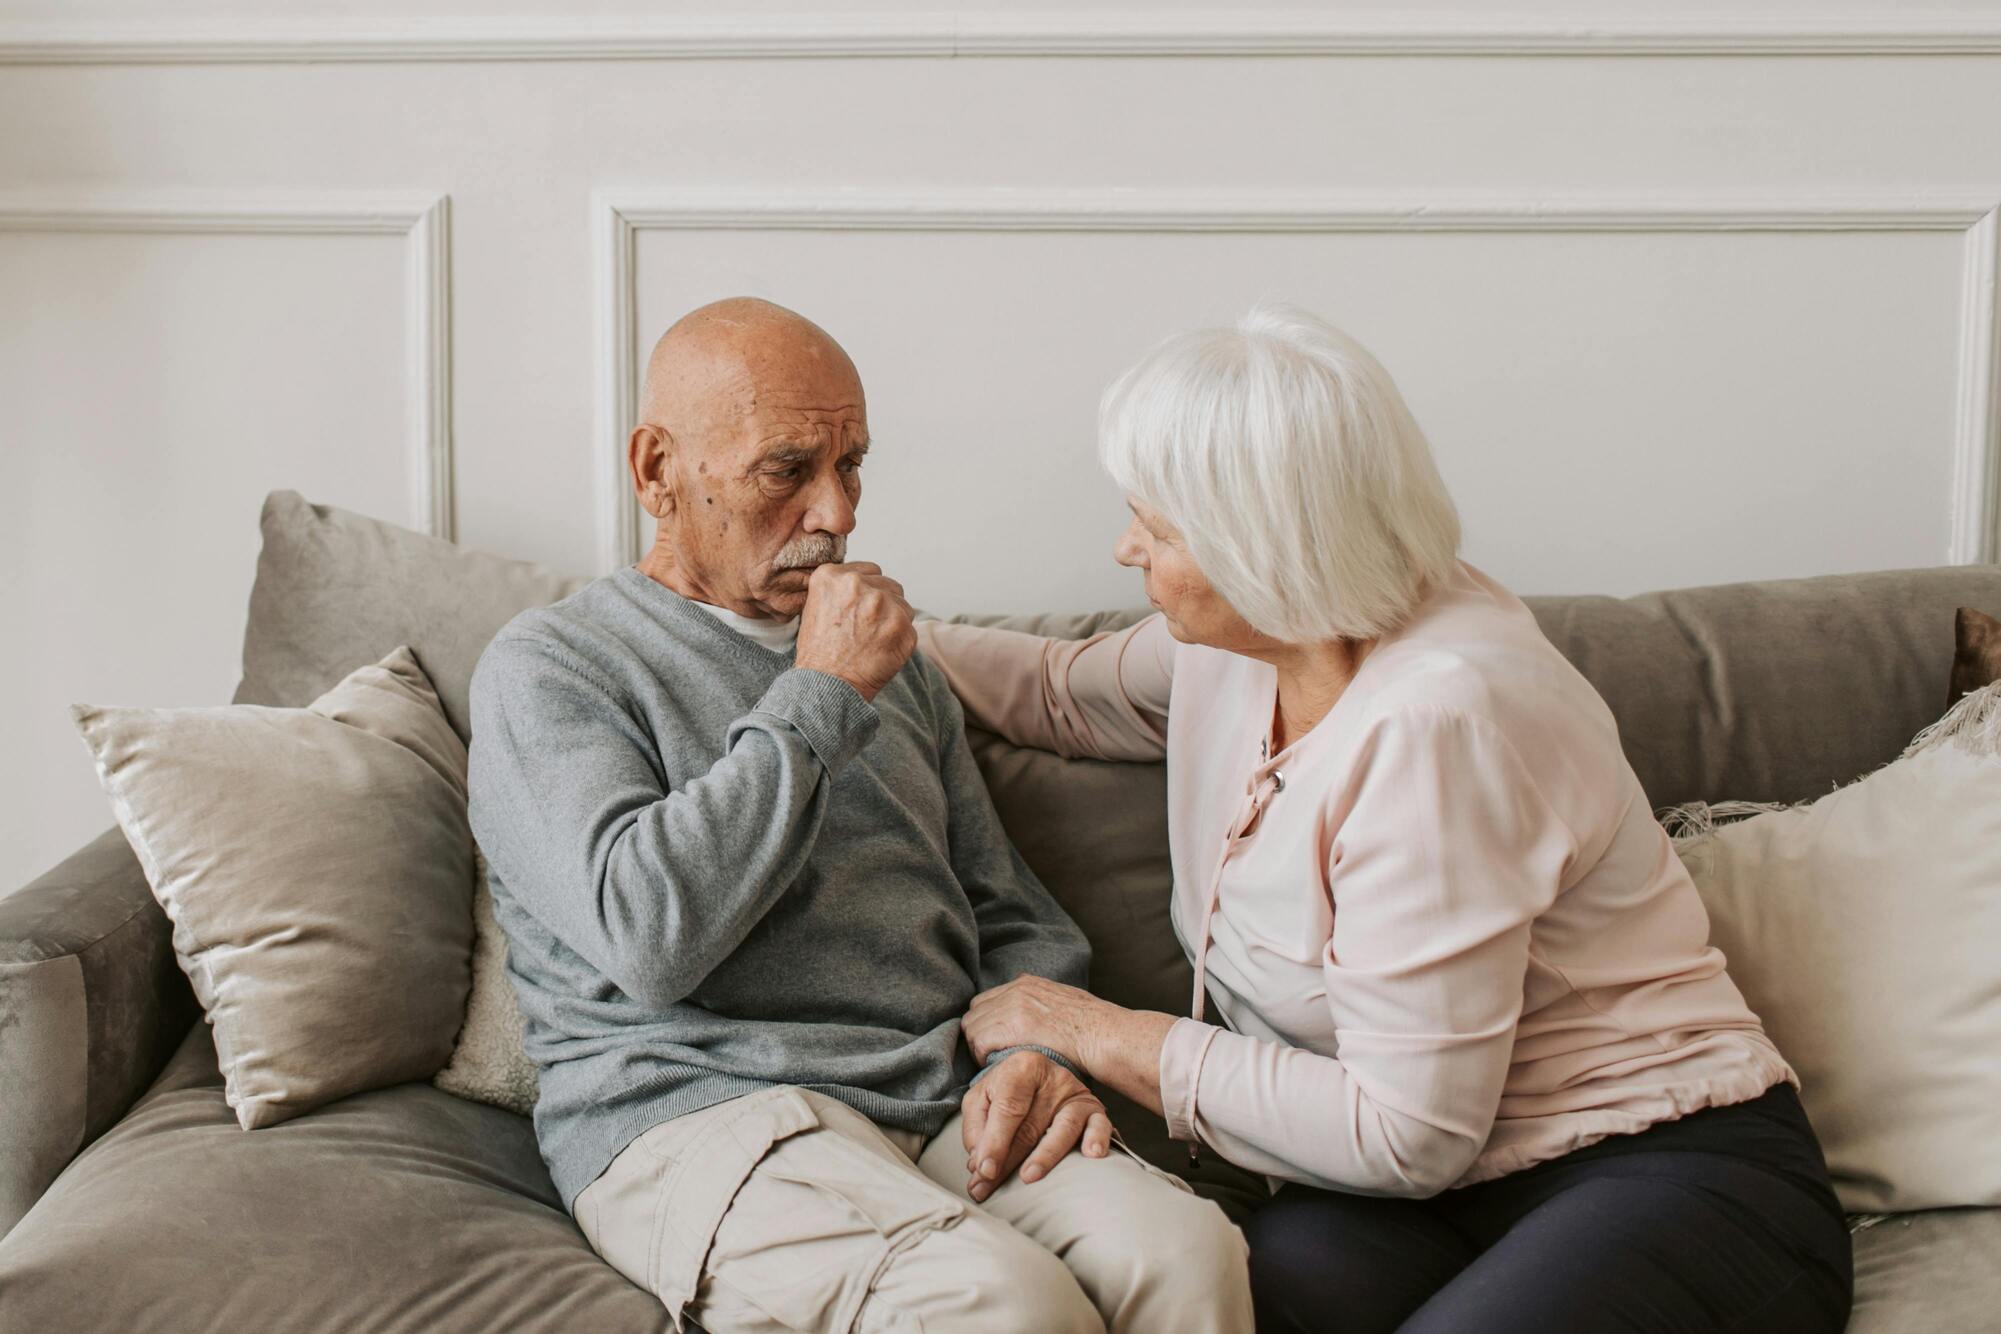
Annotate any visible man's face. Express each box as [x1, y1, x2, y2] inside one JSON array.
[[668, 363, 869, 619]]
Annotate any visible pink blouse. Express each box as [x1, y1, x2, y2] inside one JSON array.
[[916, 559, 1796, 1197]]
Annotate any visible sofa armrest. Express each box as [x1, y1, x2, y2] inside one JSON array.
[[0, 828, 197, 1238]]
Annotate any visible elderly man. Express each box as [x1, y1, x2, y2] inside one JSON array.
[[467, 297, 1249, 1332]]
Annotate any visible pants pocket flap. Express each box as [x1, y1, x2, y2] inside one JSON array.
[[654, 1088, 825, 1315]]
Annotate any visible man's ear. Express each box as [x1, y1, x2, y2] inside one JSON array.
[[629, 423, 676, 519]]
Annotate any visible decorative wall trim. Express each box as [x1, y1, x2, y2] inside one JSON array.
[[6, 12, 2001, 64], [1954, 208, 2001, 565], [594, 187, 2001, 572], [0, 190, 455, 540]]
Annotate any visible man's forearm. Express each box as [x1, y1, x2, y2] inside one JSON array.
[[472, 659, 877, 1010]]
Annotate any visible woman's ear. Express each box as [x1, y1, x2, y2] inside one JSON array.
[[629, 423, 677, 519]]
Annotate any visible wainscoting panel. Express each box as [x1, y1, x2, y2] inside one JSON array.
[[0, 191, 448, 887], [601, 189, 1985, 612]]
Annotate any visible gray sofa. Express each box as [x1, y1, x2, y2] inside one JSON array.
[[2, 488, 1996, 1331]]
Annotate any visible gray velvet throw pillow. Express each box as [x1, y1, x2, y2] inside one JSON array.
[[71, 647, 475, 1130]]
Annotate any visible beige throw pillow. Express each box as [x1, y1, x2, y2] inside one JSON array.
[[71, 647, 474, 1130], [1663, 681, 2001, 1213], [432, 846, 539, 1117]]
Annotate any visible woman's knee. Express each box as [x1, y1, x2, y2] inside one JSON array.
[[1244, 1187, 1471, 1334], [1400, 1169, 1850, 1334]]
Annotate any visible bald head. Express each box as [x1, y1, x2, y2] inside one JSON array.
[[627, 297, 871, 618], [638, 297, 860, 441]]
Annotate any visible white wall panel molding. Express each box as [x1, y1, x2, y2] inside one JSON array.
[[7, 11, 2001, 64], [1953, 206, 2001, 565], [593, 187, 2001, 573], [0, 190, 455, 539]]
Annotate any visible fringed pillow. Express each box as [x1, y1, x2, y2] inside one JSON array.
[[1662, 681, 2001, 1213]]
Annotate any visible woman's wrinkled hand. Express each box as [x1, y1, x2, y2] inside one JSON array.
[[963, 974, 1120, 1071]]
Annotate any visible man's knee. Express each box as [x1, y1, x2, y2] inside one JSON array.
[[866, 1212, 1103, 1334], [1120, 1185, 1249, 1298], [963, 1241, 1104, 1334], [1042, 1166, 1249, 1332]]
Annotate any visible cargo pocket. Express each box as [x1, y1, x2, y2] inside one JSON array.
[[753, 1118, 971, 1331], [649, 1086, 824, 1327], [757, 1122, 969, 1243]]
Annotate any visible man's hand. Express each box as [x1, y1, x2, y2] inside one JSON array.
[[961, 1050, 1113, 1202], [794, 561, 915, 701]]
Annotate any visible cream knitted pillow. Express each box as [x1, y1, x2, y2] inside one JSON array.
[[1662, 680, 2001, 1213], [432, 846, 539, 1117]]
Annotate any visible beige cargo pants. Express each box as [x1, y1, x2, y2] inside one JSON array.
[[571, 1084, 1252, 1333]]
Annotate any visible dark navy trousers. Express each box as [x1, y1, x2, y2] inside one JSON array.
[[1243, 1082, 1854, 1333]]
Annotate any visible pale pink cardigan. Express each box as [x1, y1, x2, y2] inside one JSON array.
[[916, 559, 1796, 1197]]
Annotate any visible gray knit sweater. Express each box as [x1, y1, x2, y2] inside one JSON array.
[[466, 566, 1091, 1210]]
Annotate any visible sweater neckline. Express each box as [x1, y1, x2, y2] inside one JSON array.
[[613, 566, 799, 673]]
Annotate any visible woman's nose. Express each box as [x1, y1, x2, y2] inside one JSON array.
[[1113, 527, 1144, 568]]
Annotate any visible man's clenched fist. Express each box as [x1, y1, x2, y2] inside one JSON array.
[[794, 561, 915, 701]]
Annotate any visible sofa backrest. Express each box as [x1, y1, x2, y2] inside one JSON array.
[[959, 565, 2001, 812], [232, 491, 589, 737], [228, 490, 2001, 1204], [1524, 569, 2001, 809], [232, 494, 2001, 1006]]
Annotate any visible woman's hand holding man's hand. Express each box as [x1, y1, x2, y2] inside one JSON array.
[[966, 975, 1181, 1123], [963, 974, 1115, 1069]]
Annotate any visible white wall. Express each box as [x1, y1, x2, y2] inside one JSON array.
[[5, 0, 2001, 890]]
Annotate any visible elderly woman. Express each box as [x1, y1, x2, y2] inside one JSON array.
[[915, 305, 1854, 1333]]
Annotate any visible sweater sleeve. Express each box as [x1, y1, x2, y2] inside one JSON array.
[[466, 632, 878, 1012], [1158, 706, 1579, 1197], [914, 614, 1175, 762], [921, 661, 1092, 996]]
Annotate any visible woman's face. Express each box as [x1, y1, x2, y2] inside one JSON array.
[[1114, 497, 1265, 651]]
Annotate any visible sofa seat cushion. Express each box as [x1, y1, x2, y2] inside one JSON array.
[[0, 1023, 669, 1333], [1848, 1208, 2001, 1333]]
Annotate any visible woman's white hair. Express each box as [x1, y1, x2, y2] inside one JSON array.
[[1098, 302, 1462, 643]]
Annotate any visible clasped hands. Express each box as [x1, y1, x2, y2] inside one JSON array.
[[958, 975, 1124, 1202]]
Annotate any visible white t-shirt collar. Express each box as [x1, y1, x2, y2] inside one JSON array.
[[689, 598, 800, 652]]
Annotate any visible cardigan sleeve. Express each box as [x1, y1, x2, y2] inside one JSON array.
[[913, 613, 1175, 762], [1158, 705, 1580, 1197]]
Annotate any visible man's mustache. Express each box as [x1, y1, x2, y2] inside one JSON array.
[[773, 533, 847, 571]]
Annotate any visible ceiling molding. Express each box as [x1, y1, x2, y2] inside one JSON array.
[[6, 12, 2001, 64]]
